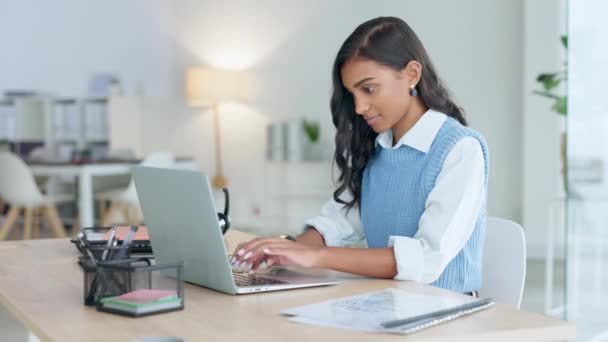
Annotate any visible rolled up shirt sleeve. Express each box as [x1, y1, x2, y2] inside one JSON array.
[[389, 137, 486, 283], [303, 197, 365, 247]]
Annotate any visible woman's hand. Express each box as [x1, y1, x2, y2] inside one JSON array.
[[231, 237, 324, 272]]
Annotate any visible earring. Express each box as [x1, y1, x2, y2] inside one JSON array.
[[409, 84, 418, 97]]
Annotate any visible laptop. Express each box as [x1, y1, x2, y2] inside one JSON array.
[[132, 166, 339, 295]]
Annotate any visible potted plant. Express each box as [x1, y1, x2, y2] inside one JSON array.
[[302, 119, 322, 160], [534, 35, 568, 192]]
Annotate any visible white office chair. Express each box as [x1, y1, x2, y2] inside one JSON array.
[[478, 217, 527, 309], [96, 152, 174, 225], [0, 152, 71, 240], [105, 148, 137, 160]]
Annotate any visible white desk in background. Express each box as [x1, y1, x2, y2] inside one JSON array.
[[28, 158, 197, 228]]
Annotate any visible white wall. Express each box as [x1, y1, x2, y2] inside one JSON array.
[[173, 0, 525, 227], [0, 0, 178, 98], [1, 0, 534, 234]]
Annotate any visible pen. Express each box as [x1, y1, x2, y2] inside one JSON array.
[[77, 231, 89, 249], [85, 246, 99, 264], [113, 225, 138, 261], [105, 234, 119, 261], [102, 224, 118, 261]]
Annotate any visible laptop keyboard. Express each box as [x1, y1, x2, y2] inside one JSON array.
[[232, 272, 288, 287]]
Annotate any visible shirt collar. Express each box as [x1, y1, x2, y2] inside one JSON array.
[[375, 109, 448, 153]]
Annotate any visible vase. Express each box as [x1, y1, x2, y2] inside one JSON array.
[[302, 142, 323, 161]]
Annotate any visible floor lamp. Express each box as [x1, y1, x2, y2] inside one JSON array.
[[185, 67, 248, 189]]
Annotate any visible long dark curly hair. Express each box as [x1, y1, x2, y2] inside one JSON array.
[[331, 17, 467, 211]]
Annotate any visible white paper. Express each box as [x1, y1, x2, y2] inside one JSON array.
[[281, 288, 483, 334], [85, 232, 107, 242]]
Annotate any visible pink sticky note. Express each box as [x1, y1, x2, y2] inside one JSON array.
[[117, 289, 177, 303]]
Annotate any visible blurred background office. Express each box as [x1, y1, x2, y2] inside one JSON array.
[[0, 0, 606, 341]]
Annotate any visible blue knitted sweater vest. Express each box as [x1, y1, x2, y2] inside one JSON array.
[[361, 117, 489, 292]]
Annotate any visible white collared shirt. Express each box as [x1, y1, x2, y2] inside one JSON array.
[[304, 109, 486, 283]]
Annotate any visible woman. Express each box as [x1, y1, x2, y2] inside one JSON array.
[[231, 16, 489, 294]]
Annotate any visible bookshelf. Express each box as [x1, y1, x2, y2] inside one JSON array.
[[0, 95, 110, 159], [0, 96, 46, 156], [50, 97, 110, 159]]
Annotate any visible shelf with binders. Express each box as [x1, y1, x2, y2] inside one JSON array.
[[0, 95, 47, 157], [51, 97, 109, 147], [0, 98, 16, 143], [49, 97, 110, 160]]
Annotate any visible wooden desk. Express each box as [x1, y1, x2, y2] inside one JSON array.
[[0, 231, 575, 342]]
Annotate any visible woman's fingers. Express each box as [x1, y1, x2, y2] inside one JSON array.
[[263, 245, 319, 268], [263, 247, 293, 261], [238, 246, 268, 266], [235, 237, 265, 256], [231, 242, 246, 262], [232, 238, 303, 272], [235, 238, 291, 265], [231, 260, 251, 272], [265, 255, 281, 266], [250, 260, 269, 273], [231, 237, 267, 263], [250, 254, 288, 273], [263, 247, 298, 266]]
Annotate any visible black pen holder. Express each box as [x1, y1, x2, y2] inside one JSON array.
[[82, 244, 135, 305], [82, 249, 184, 317], [90, 243, 134, 263], [97, 260, 184, 317]]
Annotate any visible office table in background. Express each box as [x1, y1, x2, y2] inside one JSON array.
[[28, 158, 197, 229], [0, 230, 575, 341]]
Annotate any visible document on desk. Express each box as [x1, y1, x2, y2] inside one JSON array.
[[281, 288, 494, 335]]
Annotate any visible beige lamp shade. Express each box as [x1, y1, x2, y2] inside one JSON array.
[[185, 67, 249, 106]]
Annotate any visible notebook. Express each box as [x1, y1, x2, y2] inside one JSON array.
[[99, 289, 182, 315], [281, 288, 494, 335], [102, 225, 150, 241], [100, 299, 182, 315], [111, 289, 176, 303]]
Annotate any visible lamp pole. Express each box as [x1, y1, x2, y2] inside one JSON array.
[[212, 103, 226, 189]]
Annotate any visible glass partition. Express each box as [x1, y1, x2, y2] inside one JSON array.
[[566, 0, 608, 340]]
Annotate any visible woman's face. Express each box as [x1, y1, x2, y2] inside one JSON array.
[[340, 58, 417, 134]]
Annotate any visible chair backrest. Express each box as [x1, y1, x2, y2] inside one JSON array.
[[0, 152, 45, 206], [117, 152, 174, 223], [478, 217, 526, 308], [106, 148, 136, 160], [122, 152, 175, 203], [27, 146, 55, 161], [140, 152, 174, 168]]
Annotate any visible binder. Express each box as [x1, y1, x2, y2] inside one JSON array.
[[380, 297, 494, 334], [281, 288, 494, 335]]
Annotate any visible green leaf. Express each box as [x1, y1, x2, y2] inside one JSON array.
[[532, 36, 568, 116], [302, 119, 320, 143], [545, 78, 560, 91], [537, 73, 556, 82], [552, 96, 567, 115], [537, 73, 560, 91]]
